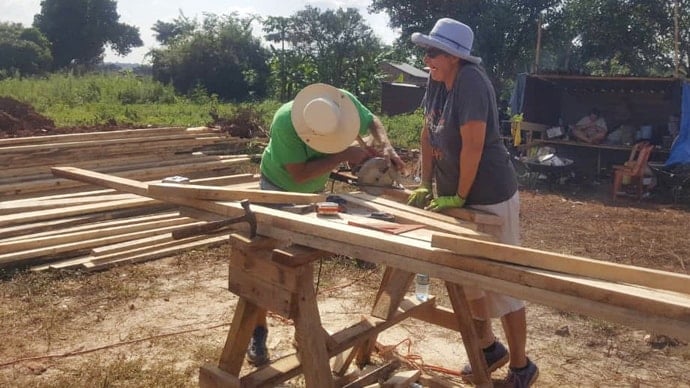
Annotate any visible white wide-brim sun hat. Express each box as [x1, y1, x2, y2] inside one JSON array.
[[411, 18, 482, 65], [291, 83, 360, 154]]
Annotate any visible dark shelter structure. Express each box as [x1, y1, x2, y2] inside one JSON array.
[[510, 74, 690, 180]]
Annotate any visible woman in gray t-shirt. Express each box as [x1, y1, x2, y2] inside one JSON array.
[[408, 17, 538, 387]]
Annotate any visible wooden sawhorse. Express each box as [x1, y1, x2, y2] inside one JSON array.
[[199, 232, 492, 387]]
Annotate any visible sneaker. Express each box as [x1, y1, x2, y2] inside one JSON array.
[[504, 358, 539, 387], [246, 326, 269, 366], [460, 341, 509, 382]]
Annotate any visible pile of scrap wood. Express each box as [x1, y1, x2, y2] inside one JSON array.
[[0, 126, 262, 271]]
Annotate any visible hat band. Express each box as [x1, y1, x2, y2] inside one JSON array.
[[430, 31, 471, 53]]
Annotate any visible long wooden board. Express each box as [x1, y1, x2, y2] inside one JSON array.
[[345, 191, 501, 227], [147, 182, 327, 204], [49, 167, 690, 338], [0, 197, 159, 227], [431, 233, 690, 295], [0, 216, 193, 254]]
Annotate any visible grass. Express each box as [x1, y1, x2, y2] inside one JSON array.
[[0, 72, 421, 147]]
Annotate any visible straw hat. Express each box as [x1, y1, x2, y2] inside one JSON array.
[[411, 18, 482, 64], [291, 83, 360, 154]]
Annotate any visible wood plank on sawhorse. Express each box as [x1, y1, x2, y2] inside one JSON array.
[[365, 267, 492, 387], [199, 232, 334, 388], [199, 232, 440, 387]]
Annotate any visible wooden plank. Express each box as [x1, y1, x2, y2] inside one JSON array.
[[0, 193, 142, 215], [371, 268, 415, 320], [336, 194, 485, 237], [82, 235, 228, 271], [0, 132, 222, 154], [228, 266, 295, 318], [367, 189, 503, 226], [0, 197, 159, 227], [382, 369, 421, 387], [342, 360, 399, 388], [0, 126, 201, 146], [0, 205, 174, 240], [410, 304, 461, 332], [266, 229, 690, 341], [191, 173, 259, 186], [446, 283, 489, 386], [292, 259, 334, 388], [0, 137, 228, 168], [0, 222, 204, 267], [431, 233, 690, 295], [0, 153, 230, 180], [0, 216, 193, 253], [2, 158, 246, 197], [51, 167, 690, 338], [228, 245, 302, 292], [148, 182, 326, 204], [88, 233, 215, 263], [217, 298, 264, 375], [271, 245, 327, 268], [342, 192, 492, 231], [198, 363, 240, 388]]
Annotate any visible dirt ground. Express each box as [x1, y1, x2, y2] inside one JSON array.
[[1, 100, 690, 386]]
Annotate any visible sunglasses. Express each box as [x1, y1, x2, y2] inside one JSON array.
[[424, 48, 446, 58]]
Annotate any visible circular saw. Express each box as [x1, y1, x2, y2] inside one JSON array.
[[355, 157, 401, 195]]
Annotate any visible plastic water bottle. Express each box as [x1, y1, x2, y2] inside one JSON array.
[[415, 273, 429, 302]]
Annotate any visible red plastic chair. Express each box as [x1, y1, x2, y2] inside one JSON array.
[[612, 141, 654, 200]]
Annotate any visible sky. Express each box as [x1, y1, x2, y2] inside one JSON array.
[[1, 0, 400, 64]]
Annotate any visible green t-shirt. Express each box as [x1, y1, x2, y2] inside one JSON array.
[[260, 90, 373, 193]]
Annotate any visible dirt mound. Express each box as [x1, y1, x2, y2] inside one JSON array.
[[0, 97, 55, 137]]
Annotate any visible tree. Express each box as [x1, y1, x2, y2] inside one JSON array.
[[152, 12, 196, 46], [369, 0, 560, 96], [33, 0, 142, 69], [149, 13, 270, 101], [0, 22, 52, 78], [263, 6, 387, 106], [551, 0, 689, 76]]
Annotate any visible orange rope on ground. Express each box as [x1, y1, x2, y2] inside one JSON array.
[[379, 337, 462, 377]]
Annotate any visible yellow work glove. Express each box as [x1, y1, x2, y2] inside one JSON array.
[[425, 194, 465, 212], [407, 185, 431, 208]]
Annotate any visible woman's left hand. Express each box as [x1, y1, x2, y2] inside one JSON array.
[[425, 194, 465, 212]]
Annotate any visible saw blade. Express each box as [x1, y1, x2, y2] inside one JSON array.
[[356, 157, 398, 194]]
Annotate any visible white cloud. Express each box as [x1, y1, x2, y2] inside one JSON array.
[[0, 0, 41, 26], [0, 0, 399, 64]]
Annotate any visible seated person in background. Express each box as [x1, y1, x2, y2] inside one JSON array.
[[571, 108, 608, 144]]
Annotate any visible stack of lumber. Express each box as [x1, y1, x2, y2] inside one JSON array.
[[0, 126, 261, 270], [1, 126, 254, 199]]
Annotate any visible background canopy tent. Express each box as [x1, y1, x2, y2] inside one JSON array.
[[510, 74, 688, 154]]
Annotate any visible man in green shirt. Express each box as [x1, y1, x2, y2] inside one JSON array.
[[260, 83, 403, 193], [248, 83, 403, 366]]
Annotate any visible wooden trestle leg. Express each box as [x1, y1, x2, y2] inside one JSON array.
[[199, 232, 334, 388]]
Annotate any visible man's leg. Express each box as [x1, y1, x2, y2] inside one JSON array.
[[247, 313, 269, 366]]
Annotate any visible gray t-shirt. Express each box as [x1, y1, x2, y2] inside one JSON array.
[[423, 63, 517, 205]]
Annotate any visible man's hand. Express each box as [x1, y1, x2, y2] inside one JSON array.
[[340, 146, 371, 165], [383, 145, 406, 172], [407, 185, 431, 208], [425, 194, 465, 212]]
